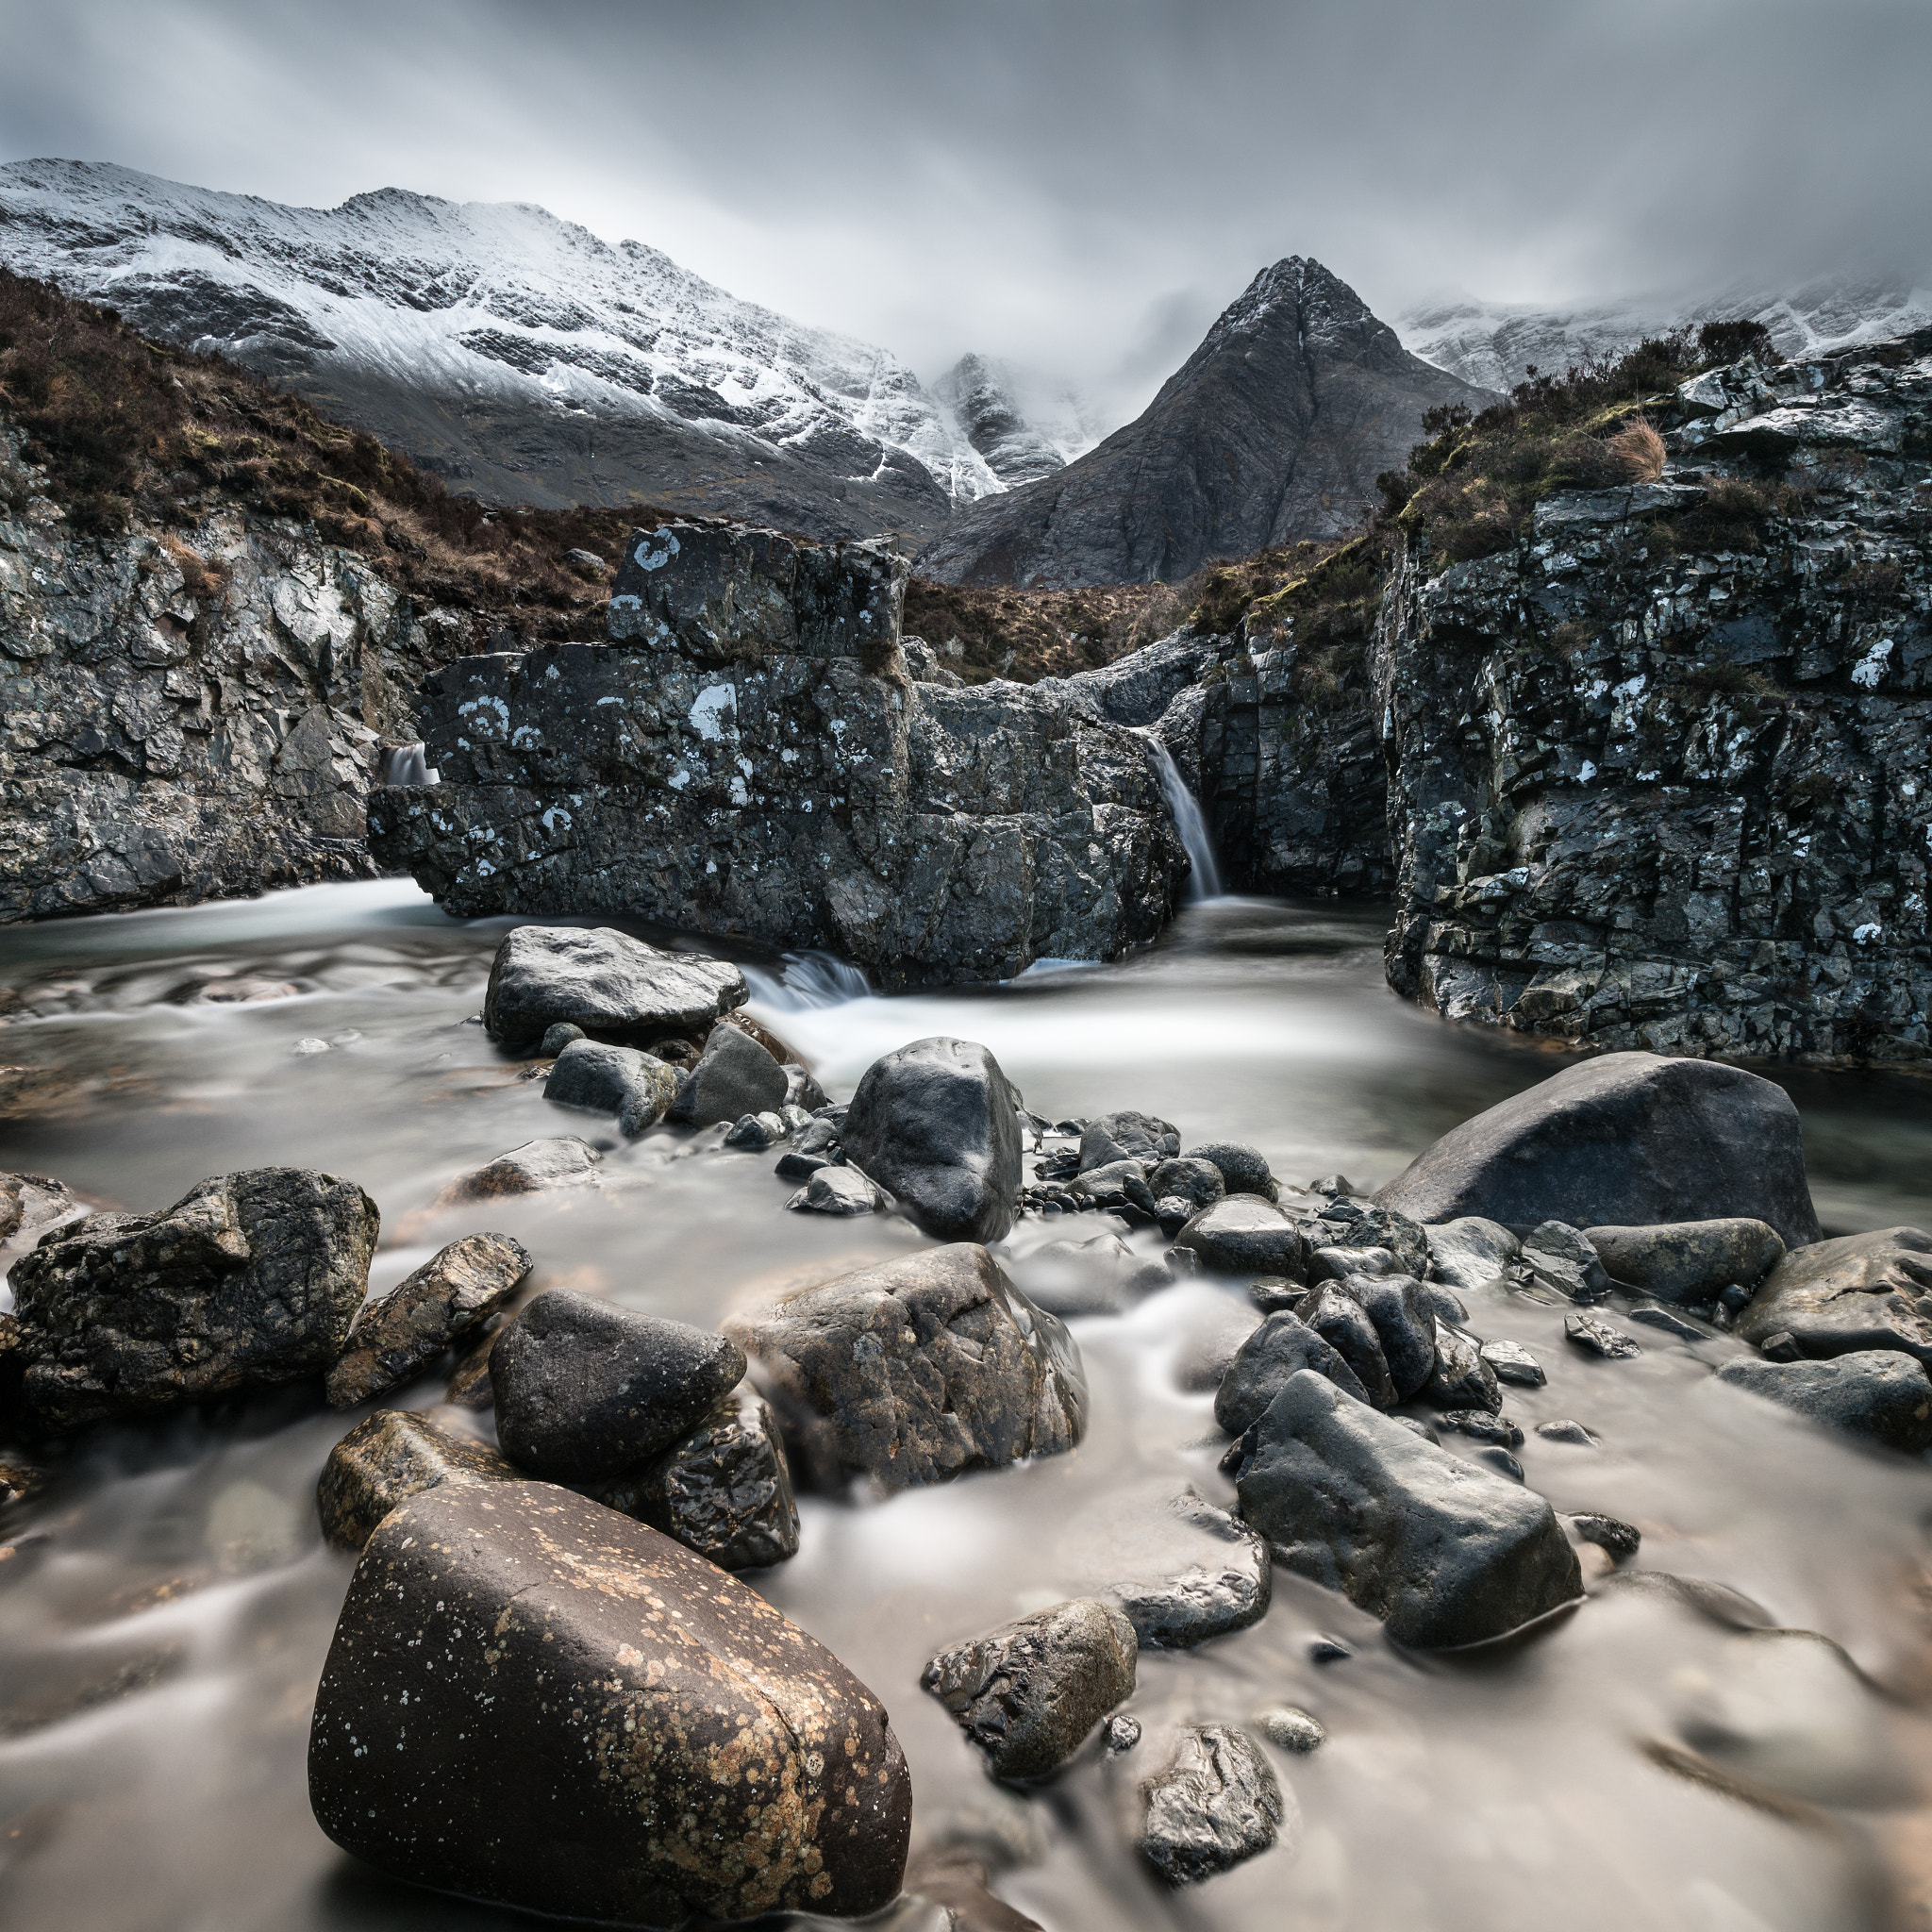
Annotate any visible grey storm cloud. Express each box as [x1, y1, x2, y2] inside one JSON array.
[[3, 0, 1927, 416]]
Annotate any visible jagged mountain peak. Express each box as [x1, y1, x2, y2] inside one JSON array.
[[931, 352, 1098, 489]]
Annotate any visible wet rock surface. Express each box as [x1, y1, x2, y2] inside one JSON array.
[[669, 1021, 789, 1128], [543, 1039, 679, 1136], [1102, 1490, 1273, 1649], [491, 1289, 747, 1481], [441, 1134, 601, 1201], [1138, 1724, 1286, 1884], [308, 1482, 910, 1924], [1216, 1309, 1371, 1432], [1174, 1196, 1308, 1276], [11, 1167, 379, 1429], [840, 1037, 1023, 1242], [591, 1383, 801, 1569], [1715, 1349, 1932, 1452], [1736, 1226, 1932, 1360], [371, 522, 1183, 984], [785, 1165, 890, 1215], [1375, 1051, 1821, 1245], [325, 1231, 531, 1407], [1234, 1369, 1582, 1648], [1336, 1273, 1436, 1400], [482, 924, 746, 1046], [922, 1596, 1137, 1781], [1424, 1216, 1521, 1291], [724, 1244, 1086, 1491], [315, 1407, 525, 1549]]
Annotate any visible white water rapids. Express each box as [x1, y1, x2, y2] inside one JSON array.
[[3, 883, 1932, 1930]]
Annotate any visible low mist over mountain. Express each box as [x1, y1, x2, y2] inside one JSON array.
[[915, 258, 1496, 589], [0, 159, 1015, 542], [930, 354, 1101, 488], [1401, 273, 1932, 392]]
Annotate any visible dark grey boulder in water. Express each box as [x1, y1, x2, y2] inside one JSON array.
[[1375, 1051, 1821, 1248], [544, 1039, 679, 1136], [922, 1596, 1137, 1781], [1174, 1196, 1308, 1277], [1103, 1490, 1272, 1649], [326, 1232, 532, 1408], [1138, 1724, 1286, 1884], [839, 1037, 1023, 1243], [590, 1384, 801, 1569], [491, 1290, 746, 1482], [1216, 1310, 1370, 1433], [483, 924, 746, 1046], [1079, 1110, 1179, 1171], [724, 1243, 1086, 1492], [1233, 1369, 1582, 1649], [1715, 1349, 1932, 1452], [1147, 1156, 1225, 1213], [1303, 1285, 1396, 1408], [10, 1167, 379, 1430], [308, 1483, 910, 1925], [785, 1165, 890, 1215], [1187, 1141, 1275, 1199], [1421, 1320, 1501, 1413], [1735, 1227, 1932, 1361], [316, 1407, 525, 1550], [668, 1022, 789, 1128], [1337, 1273, 1437, 1399], [440, 1135, 601, 1201], [1584, 1218, 1786, 1304]]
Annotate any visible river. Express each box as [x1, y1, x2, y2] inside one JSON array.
[[3, 881, 1931, 1931]]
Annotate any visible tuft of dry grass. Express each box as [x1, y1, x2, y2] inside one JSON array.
[[1607, 417, 1667, 483]]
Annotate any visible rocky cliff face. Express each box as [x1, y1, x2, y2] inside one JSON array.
[[0, 159, 1001, 543], [1376, 333, 1932, 1062], [929, 356, 1098, 489], [370, 523, 1185, 984], [0, 427, 493, 921], [914, 259, 1497, 590]]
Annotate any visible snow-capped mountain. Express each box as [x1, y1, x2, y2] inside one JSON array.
[[0, 158, 1007, 541], [1401, 273, 1932, 392], [930, 354, 1101, 488]]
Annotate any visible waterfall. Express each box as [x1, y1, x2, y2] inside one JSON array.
[[1140, 732, 1224, 902], [742, 949, 875, 1010], [381, 742, 439, 786]]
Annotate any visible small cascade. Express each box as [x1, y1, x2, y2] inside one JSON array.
[[743, 949, 875, 1010], [1140, 731, 1224, 902], [380, 741, 439, 786]]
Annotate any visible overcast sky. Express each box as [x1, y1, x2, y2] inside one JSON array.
[[3, 0, 1927, 408]]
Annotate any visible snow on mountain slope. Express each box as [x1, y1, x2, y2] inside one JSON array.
[[931, 354, 1101, 487], [0, 158, 1003, 538], [1401, 273, 1932, 392]]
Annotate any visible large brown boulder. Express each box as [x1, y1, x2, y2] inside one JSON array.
[[724, 1243, 1086, 1491], [308, 1483, 909, 1924]]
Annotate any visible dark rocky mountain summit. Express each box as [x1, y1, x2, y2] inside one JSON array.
[[915, 258, 1495, 589]]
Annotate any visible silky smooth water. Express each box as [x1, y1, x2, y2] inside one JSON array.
[[4, 883, 1932, 1932]]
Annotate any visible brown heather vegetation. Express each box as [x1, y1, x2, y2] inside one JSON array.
[[0, 268, 677, 637]]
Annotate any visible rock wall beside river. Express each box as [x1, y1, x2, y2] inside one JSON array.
[[370, 523, 1186, 985], [0, 426, 490, 921]]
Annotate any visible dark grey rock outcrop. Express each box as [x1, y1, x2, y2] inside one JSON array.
[[917, 258, 1494, 589], [543, 1039, 679, 1136], [316, 1407, 525, 1550], [1376, 1051, 1821, 1246], [1714, 1349, 1932, 1452], [667, 1023, 787, 1128], [590, 1384, 800, 1570], [371, 521, 1184, 985], [840, 1037, 1023, 1243], [1138, 1725, 1286, 1884], [1735, 1227, 1932, 1359], [922, 1597, 1137, 1781], [1233, 1369, 1581, 1648], [325, 1232, 531, 1408], [491, 1290, 747, 1481], [11, 1167, 379, 1429], [484, 924, 746, 1045], [724, 1244, 1086, 1492], [308, 1483, 910, 1924]]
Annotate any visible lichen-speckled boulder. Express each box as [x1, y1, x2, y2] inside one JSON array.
[[308, 1483, 910, 1924], [1736, 1227, 1932, 1361], [922, 1596, 1137, 1780], [316, 1407, 525, 1549], [10, 1167, 379, 1429], [839, 1037, 1023, 1243], [325, 1232, 531, 1408], [724, 1243, 1087, 1491], [1376, 1052, 1821, 1248], [483, 924, 746, 1046], [491, 1290, 746, 1481], [1233, 1369, 1581, 1649], [591, 1384, 801, 1570]]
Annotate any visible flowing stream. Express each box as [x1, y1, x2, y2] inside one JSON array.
[[4, 882, 1932, 1931], [1141, 735, 1224, 902]]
